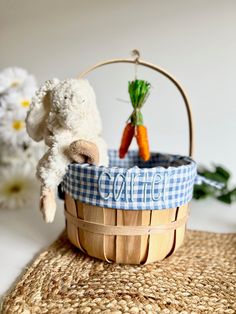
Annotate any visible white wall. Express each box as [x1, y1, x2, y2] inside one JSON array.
[[1, 0, 236, 176]]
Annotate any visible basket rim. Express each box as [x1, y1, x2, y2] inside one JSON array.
[[61, 153, 221, 211], [70, 149, 196, 173], [61, 150, 196, 211]]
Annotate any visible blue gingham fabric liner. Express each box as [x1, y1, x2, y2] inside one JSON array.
[[61, 150, 199, 210], [194, 175, 225, 189]]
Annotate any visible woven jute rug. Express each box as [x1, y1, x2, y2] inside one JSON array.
[[2, 230, 236, 314]]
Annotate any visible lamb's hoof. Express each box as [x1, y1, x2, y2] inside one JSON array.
[[40, 188, 56, 223], [69, 140, 99, 165]]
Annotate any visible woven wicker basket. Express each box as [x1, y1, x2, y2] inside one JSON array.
[[64, 52, 194, 264]]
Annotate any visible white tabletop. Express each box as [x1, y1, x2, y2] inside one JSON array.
[[0, 198, 235, 298]]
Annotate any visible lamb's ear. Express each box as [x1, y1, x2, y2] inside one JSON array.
[[26, 79, 59, 142]]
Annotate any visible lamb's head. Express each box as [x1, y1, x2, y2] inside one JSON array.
[[26, 78, 102, 142], [51, 79, 101, 132]]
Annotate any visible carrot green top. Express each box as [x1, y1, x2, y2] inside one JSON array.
[[128, 80, 150, 126]]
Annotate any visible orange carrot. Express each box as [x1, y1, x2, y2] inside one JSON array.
[[119, 80, 151, 160], [136, 125, 150, 161], [119, 122, 135, 158]]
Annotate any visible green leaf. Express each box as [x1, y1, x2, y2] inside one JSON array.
[[217, 193, 232, 204], [198, 166, 230, 184], [193, 184, 214, 200], [215, 166, 230, 182]]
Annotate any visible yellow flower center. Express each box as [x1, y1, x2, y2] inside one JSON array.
[[21, 99, 30, 108], [12, 120, 25, 131], [9, 184, 22, 194], [3, 181, 24, 196], [11, 80, 20, 88]]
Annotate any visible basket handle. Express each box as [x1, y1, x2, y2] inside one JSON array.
[[78, 50, 194, 157]]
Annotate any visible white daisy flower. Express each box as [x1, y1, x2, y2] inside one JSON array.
[[0, 89, 35, 112], [0, 111, 29, 147], [21, 75, 37, 95], [0, 163, 39, 210], [0, 67, 37, 94]]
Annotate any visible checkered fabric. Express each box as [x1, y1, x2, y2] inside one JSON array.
[[195, 175, 225, 189], [61, 150, 198, 210]]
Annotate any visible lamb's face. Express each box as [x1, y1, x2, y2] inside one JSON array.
[[51, 79, 96, 129]]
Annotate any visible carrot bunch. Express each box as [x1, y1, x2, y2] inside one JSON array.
[[119, 80, 151, 161]]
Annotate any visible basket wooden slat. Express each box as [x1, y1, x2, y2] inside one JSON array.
[[146, 208, 175, 263], [116, 210, 149, 264], [174, 204, 189, 253], [104, 207, 116, 261], [65, 194, 189, 264]]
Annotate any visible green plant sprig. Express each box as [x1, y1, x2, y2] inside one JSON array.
[[193, 165, 236, 204]]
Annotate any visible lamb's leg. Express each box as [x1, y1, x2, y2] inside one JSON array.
[[40, 186, 56, 223], [37, 148, 68, 223]]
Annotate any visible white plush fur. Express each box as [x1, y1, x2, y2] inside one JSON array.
[[26, 78, 108, 222]]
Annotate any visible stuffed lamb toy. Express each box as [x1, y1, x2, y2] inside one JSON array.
[[26, 78, 108, 223]]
